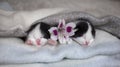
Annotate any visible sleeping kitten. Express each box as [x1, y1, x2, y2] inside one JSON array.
[[25, 22, 51, 46], [72, 19, 96, 46], [24, 19, 96, 47]]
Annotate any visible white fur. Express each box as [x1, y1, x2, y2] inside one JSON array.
[[27, 24, 47, 47], [27, 22, 94, 46], [27, 23, 73, 46], [73, 22, 94, 46]]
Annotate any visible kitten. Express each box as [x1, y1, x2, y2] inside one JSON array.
[[24, 19, 96, 47], [72, 19, 96, 46], [24, 22, 51, 46]]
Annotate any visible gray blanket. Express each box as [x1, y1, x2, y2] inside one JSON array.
[[0, 11, 120, 38], [37, 11, 120, 38]]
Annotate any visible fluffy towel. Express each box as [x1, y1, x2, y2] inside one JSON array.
[[0, 30, 120, 65]]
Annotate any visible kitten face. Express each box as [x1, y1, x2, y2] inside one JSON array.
[[25, 23, 48, 47], [73, 23, 95, 46], [72, 20, 96, 46]]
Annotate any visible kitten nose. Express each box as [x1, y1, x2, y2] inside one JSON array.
[[36, 39, 41, 45], [85, 41, 89, 45]]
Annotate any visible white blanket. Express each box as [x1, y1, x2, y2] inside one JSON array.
[[0, 30, 120, 66]]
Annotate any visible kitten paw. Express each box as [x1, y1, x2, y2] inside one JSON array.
[[25, 39, 33, 45], [47, 39, 58, 46]]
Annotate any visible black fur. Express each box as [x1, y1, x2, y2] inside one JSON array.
[[90, 22, 96, 38], [21, 22, 51, 41], [26, 22, 40, 34], [71, 18, 96, 38], [22, 18, 96, 42], [72, 21, 88, 37], [19, 22, 40, 41], [27, 22, 52, 39], [40, 22, 51, 39], [19, 22, 41, 41]]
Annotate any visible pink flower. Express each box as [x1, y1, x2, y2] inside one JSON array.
[[48, 27, 58, 40], [48, 19, 77, 44]]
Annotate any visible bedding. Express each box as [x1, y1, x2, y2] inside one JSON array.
[[0, 9, 120, 67], [0, 10, 120, 38], [0, 8, 65, 37], [0, 30, 120, 66]]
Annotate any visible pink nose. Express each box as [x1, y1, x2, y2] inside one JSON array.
[[84, 41, 89, 45], [36, 39, 41, 45]]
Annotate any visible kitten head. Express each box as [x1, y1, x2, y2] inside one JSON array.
[[72, 19, 96, 46], [25, 22, 51, 46]]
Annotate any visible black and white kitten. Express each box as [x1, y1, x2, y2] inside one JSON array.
[[24, 22, 51, 46], [71, 19, 96, 46], [24, 19, 96, 47]]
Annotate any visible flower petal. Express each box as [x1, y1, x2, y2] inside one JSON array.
[[66, 26, 72, 33], [65, 23, 76, 33], [48, 27, 58, 35], [48, 27, 58, 40], [51, 34, 58, 40], [65, 23, 76, 36], [53, 29, 58, 35], [58, 19, 65, 28]]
